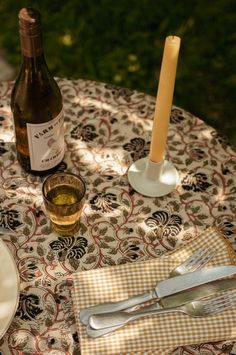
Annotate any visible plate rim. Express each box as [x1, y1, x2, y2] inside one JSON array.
[[0, 237, 20, 339]]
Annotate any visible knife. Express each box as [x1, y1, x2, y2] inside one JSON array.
[[87, 277, 236, 337], [80, 265, 236, 325]]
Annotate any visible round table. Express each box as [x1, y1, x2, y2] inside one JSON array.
[[0, 78, 236, 354]]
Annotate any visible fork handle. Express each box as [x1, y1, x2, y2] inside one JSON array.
[[89, 305, 177, 330], [86, 303, 161, 338], [79, 290, 155, 325], [87, 323, 124, 338]]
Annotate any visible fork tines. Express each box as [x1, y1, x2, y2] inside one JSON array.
[[203, 291, 236, 314], [186, 248, 215, 270]]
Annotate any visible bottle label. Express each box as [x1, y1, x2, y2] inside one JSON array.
[[27, 110, 64, 171]]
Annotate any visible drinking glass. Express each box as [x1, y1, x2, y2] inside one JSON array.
[[42, 172, 86, 236]]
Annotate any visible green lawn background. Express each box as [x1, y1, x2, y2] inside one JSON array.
[[0, 0, 235, 144]]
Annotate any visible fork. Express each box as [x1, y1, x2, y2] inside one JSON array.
[[79, 247, 215, 325], [173, 248, 215, 275], [89, 291, 236, 330]]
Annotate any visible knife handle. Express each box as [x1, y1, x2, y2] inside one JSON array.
[[79, 290, 155, 325]]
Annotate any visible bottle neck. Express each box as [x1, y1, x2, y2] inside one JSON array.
[[19, 30, 43, 58], [21, 54, 47, 75], [19, 30, 49, 75]]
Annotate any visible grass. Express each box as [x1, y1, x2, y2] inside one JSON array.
[[0, 0, 236, 145]]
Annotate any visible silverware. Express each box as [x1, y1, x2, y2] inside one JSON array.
[[173, 248, 215, 275], [86, 278, 236, 337], [88, 264, 236, 329], [79, 247, 215, 324], [89, 290, 236, 330]]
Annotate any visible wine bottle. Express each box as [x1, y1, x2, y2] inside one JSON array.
[[11, 7, 65, 174]]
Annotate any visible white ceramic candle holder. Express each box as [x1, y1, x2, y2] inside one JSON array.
[[127, 157, 179, 197]]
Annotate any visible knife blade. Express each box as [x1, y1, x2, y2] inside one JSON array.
[[80, 265, 236, 325], [154, 265, 236, 298], [160, 277, 236, 307], [87, 277, 236, 337]]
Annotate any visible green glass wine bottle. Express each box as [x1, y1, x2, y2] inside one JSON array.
[[11, 7, 65, 174]]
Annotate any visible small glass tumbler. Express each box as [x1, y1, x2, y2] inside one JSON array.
[[42, 172, 86, 236]]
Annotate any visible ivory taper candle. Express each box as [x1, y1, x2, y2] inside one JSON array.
[[149, 35, 181, 163]]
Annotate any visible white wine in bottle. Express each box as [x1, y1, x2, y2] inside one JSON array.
[[11, 8, 65, 174]]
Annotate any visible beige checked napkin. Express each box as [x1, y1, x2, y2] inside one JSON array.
[[72, 227, 236, 354]]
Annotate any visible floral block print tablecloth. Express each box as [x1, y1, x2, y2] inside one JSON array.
[[0, 78, 236, 355]]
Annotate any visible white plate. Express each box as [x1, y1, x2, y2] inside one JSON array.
[[0, 238, 20, 339]]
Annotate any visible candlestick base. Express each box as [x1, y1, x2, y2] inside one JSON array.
[[127, 157, 179, 197]]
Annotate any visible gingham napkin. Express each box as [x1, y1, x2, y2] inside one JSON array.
[[72, 227, 236, 354]]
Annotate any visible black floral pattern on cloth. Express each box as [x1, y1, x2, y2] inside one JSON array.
[[104, 84, 133, 102], [181, 172, 212, 192], [71, 123, 98, 142], [123, 137, 150, 161], [170, 108, 186, 124], [188, 148, 206, 161], [90, 192, 120, 213], [16, 294, 43, 321], [221, 158, 236, 176], [56, 161, 68, 172], [173, 342, 236, 355], [145, 210, 182, 248], [49, 236, 88, 260], [110, 117, 118, 124], [211, 129, 230, 145], [121, 240, 144, 261], [0, 209, 23, 230], [0, 142, 7, 155], [20, 260, 42, 281], [216, 221, 236, 237]]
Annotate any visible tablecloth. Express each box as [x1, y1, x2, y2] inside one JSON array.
[[0, 77, 236, 354], [73, 227, 236, 355]]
